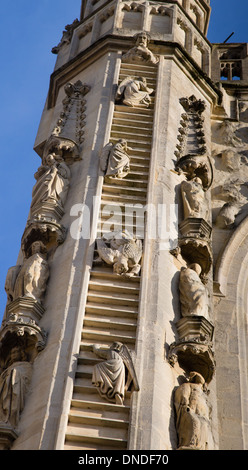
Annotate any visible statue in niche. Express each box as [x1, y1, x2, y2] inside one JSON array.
[[95, 230, 142, 277], [0, 346, 32, 428], [122, 32, 159, 65], [179, 264, 210, 320], [30, 152, 70, 216], [116, 76, 153, 108], [174, 371, 211, 450], [92, 342, 139, 405], [181, 177, 209, 221], [100, 139, 131, 180], [7, 241, 49, 304]]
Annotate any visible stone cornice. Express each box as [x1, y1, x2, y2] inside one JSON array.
[[79, 1, 212, 43]]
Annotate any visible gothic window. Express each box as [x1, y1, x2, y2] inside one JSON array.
[[220, 61, 242, 81]]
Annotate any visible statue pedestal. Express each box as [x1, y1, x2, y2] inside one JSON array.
[[169, 316, 215, 384], [0, 423, 18, 450], [179, 217, 212, 240], [6, 296, 45, 324], [30, 199, 65, 223], [176, 315, 214, 342]]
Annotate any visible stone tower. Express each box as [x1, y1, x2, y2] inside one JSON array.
[[0, 0, 248, 451]]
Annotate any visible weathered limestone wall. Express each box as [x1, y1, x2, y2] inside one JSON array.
[[11, 52, 121, 450], [129, 53, 218, 449], [211, 79, 248, 449]]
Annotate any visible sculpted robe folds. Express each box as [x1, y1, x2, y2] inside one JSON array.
[[0, 360, 32, 428], [31, 153, 70, 214], [174, 372, 210, 450], [13, 242, 49, 303], [179, 264, 209, 319], [92, 347, 125, 404], [116, 77, 153, 108], [181, 177, 209, 221], [104, 140, 130, 179]]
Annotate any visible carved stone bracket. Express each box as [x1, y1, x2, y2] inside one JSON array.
[[0, 423, 18, 450], [6, 297, 45, 324], [179, 217, 212, 240], [176, 316, 214, 343]]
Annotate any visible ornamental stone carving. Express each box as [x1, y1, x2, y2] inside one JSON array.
[[6, 241, 49, 305], [215, 201, 241, 229], [122, 32, 159, 65], [30, 152, 70, 221], [52, 19, 80, 54], [95, 230, 142, 277], [92, 342, 139, 405], [174, 371, 211, 450], [49, 80, 91, 160], [116, 76, 153, 108], [181, 177, 209, 222], [100, 139, 132, 180], [0, 346, 32, 429], [175, 95, 207, 160], [179, 264, 210, 320]]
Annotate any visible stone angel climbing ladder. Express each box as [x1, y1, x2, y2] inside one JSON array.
[[64, 61, 158, 450]]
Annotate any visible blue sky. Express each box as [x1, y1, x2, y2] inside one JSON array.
[[0, 0, 247, 322]]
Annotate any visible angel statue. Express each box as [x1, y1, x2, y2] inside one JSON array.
[[116, 76, 153, 108], [92, 342, 139, 405], [100, 139, 132, 180], [95, 230, 143, 277]]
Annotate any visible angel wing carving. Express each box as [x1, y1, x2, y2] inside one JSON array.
[[117, 343, 140, 393], [115, 76, 135, 102]]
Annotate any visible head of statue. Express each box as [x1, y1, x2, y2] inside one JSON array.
[[188, 371, 205, 385], [31, 240, 47, 256], [113, 258, 129, 275], [189, 263, 202, 276]]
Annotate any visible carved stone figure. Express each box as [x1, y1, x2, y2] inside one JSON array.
[[30, 153, 70, 216], [215, 201, 241, 228], [122, 32, 159, 65], [181, 177, 209, 221], [179, 264, 209, 319], [174, 371, 211, 450], [0, 347, 32, 428], [116, 76, 153, 108], [100, 139, 131, 179], [92, 342, 139, 405], [9, 241, 49, 304], [96, 230, 142, 277]]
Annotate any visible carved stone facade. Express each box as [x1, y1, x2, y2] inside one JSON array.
[[1, 0, 248, 452]]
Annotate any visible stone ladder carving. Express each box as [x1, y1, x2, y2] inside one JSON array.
[[64, 61, 157, 450]]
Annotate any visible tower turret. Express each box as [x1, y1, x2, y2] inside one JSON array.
[[7, 0, 248, 454]]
